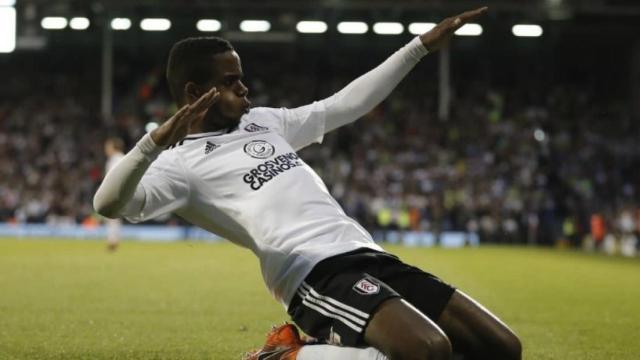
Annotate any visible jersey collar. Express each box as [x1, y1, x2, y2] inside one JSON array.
[[185, 124, 239, 139]]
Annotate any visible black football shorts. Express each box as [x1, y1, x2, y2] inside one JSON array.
[[287, 248, 456, 347]]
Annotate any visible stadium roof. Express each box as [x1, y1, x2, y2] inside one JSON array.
[[5, 0, 639, 52], [15, 0, 640, 16]]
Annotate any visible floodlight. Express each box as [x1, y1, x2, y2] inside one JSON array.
[[197, 19, 221, 32], [455, 23, 483, 36], [373, 22, 403, 35], [337, 22, 368, 34], [41, 17, 68, 30], [140, 18, 171, 31], [512, 24, 543, 37], [239, 20, 270, 32], [111, 18, 131, 30], [70, 17, 90, 30], [408, 22, 436, 35], [296, 21, 327, 34], [0, 7, 16, 53]]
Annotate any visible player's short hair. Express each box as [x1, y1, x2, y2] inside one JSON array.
[[166, 37, 234, 105]]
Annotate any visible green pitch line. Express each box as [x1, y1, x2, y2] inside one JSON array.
[[0, 239, 638, 359]]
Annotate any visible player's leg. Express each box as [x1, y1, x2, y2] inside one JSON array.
[[286, 258, 453, 359], [244, 323, 389, 360], [436, 290, 521, 360], [364, 297, 452, 360], [375, 256, 521, 359], [253, 297, 452, 360], [297, 345, 387, 359]]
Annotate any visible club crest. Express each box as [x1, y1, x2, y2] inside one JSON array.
[[353, 278, 380, 295], [244, 140, 275, 159]]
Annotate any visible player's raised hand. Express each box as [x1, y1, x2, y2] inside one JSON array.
[[420, 7, 488, 52], [150, 87, 219, 146]]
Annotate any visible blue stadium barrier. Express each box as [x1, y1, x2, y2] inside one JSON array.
[[0, 223, 478, 247], [0, 223, 222, 242], [370, 229, 478, 248]]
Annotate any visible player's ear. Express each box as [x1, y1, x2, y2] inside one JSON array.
[[184, 82, 201, 104]]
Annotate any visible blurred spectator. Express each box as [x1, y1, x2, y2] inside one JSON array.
[[103, 137, 126, 251]]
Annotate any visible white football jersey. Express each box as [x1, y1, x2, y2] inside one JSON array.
[[122, 103, 383, 306]]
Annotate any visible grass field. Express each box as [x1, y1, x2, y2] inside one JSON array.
[[0, 239, 638, 359]]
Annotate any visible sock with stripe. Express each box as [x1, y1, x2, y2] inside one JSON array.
[[297, 345, 388, 360]]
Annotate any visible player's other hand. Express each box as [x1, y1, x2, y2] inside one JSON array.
[[420, 7, 488, 52], [150, 87, 219, 146]]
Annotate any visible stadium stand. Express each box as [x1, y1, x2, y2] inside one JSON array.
[[1, 46, 639, 251]]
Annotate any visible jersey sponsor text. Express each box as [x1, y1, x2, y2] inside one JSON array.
[[243, 152, 303, 190]]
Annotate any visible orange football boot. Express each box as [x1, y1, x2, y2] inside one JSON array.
[[243, 323, 306, 360]]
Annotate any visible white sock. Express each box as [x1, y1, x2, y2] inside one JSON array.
[[297, 345, 388, 360]]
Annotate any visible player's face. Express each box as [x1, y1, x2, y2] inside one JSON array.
[[202, 50, 251, 129]]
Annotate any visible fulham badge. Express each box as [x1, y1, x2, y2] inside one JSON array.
[[353, 277, 380, 295]]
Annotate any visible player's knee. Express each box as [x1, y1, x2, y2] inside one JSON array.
[[389, 332, 452, 360], [490, 330, 522, 360], [501, 331, 522, 360], [422, 333, 453, 360]]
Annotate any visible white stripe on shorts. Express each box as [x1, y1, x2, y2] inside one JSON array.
[[301, 282, 370, 319], [298, 287, 367, 327], [299, 297, 364, 333], [297, 281, 372, 334]]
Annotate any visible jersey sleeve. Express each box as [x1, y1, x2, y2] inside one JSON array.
[[248, 103, 327, 151], [121, 152, 190, 223], [247, 37, 428, 150]]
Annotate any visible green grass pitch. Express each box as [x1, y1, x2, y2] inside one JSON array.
[[0, 239, 638, 359]]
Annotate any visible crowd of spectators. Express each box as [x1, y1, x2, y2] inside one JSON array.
[[1, 46, 639, 251], [0, 69, 103, 226]]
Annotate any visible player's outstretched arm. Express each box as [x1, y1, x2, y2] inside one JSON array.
[[319, 7, 488, 133], [93, 88, 219, 218]]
